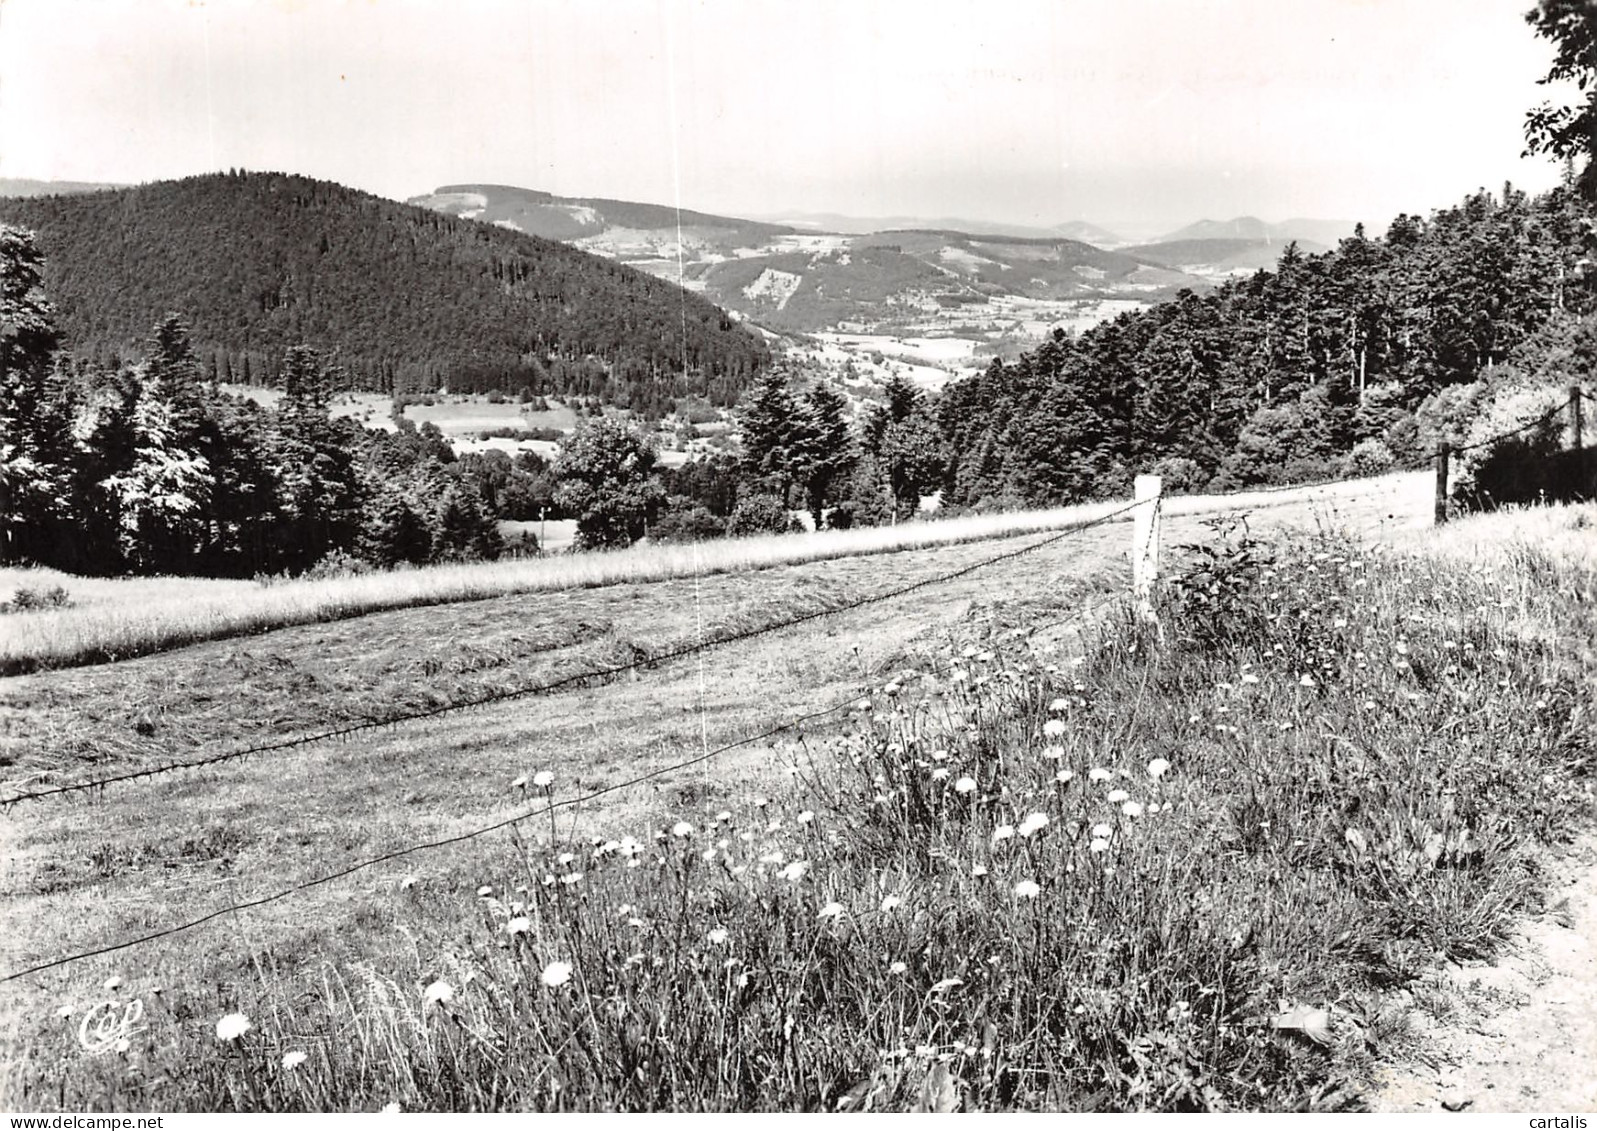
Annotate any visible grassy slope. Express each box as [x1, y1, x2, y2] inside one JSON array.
[[6, 485, 1586, 1111], [0, 471, 1431, 677]]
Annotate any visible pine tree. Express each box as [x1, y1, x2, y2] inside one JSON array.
[[790, 381, 855, 529]]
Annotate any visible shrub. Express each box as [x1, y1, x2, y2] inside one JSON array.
[[1451, 385, 1571, 510], [651, 500, 728, 543], [727, 493, 802, 537], [1340, 438, 1396, 479], [0, 584, 72, 613], [1147, 456, 1205, 495], [301, 549, 375, 581]]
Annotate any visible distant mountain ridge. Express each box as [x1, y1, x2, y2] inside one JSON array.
[[0, 172, 768, 401], [0, 177, 123, 198], [1157, 215, 1355, 245]]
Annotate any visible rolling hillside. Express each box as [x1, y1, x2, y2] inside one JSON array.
[[0, 172, 769, 400]]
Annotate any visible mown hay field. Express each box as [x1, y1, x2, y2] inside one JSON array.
[[4, 480, 1590, 1111]]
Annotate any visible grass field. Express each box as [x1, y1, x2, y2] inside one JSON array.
[[5, 479, 1588, 1110], [0, 470, 1430, 677]]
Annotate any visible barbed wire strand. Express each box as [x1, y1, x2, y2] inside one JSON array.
[[1, 498, 1151, 807]]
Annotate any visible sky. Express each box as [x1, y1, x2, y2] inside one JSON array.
[[0, 0, 1574, 237]]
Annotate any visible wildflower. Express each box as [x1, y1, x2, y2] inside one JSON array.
[[103, 976, 122, 992], [511, 774, 528, 789], [819, 901, 845, 919], [1041, 745, 1065, 761], [1018, 812, 1049, 837], [532, 771, 554, 788], [541, 961, 573, 988], [1299, 674, 1316, 688], [55, 1004, 73, 1019], [931, 767, 950, 781], [880, 894, 903, 913], [1088, 767, 1112, 782], [282, 1050, 308, 1071], [1049, 697, 1070, 712], [780, 860, 810, 883], [399, 876, 418, 891], [477, 885, 493, 897], [1147, 758, 1171, 779], [506, 916, 532, 935], [889, 961, 908, 975], [930, 977, 964, 993], [1055, 769, 1073, 784], [1240, 673, 1260, 685], [1013, 880, 1041, 899], [1043, 719, 1067, 737], [954, 776, 977, 794], [798, 810, 815, 824], [381, 1103, 401, 1114], [671, 821, 694, 838], [991, 825, 1015, 845], [717, 810, 733, 822], [972, 864, 989, 877], [215, 1013, 252, 1042], [1122, 801, 1144, 818], [707, 928, 729, 945], [1092, 823, 1112, 838], [1089, 838, 1110, 854], [423, 980, 454, 1007], [1107, 788, 1130, 804], [557, 852, 575, 865]]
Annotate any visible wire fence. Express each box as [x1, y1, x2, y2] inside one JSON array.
[[0, 389, 1586, 983]]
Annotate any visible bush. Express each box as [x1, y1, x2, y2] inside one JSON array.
[[1147, 456, 1205, 495], [301, 549, 375, 581], [651, 500, 728, 543], [0, 584, 72, 613], [727, 493, 802, 537], [1340, 438, 1396, 479], [1451, 385, 1572, 510]]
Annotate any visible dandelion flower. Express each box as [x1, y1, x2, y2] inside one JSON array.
[[707, 928, 729, 945], [1018, 812, 1049, 837], [1043, 719, 1067, 738], [381, 1103, 401, 1114], [991, 824, 1015, 845], [1013, 880, 1041, 899], [972, 864, 989, 877], [103, 976, 122, 992], [931, 977, 964, 993], [954, 776, 977, 794], [1089, 838, 1110, 854], [506, 917, 532, 935], [1240, 673, 1260, 685], [1088, 767, 1112, 782], [281, 1050, 308, 1071], [477, 885, 493, 897], [1048, 698, 1070, 712], [532, 771, 554, 788], [1092, 822, 1113, 838], [1106, 788, 1130, 804], [1147, 758, 1171, 780], [889, 961, 908, 975], [797, 810, 815, 824], [672, 821, 695, 838], [1299, 674, 1316, 688], [880, 894, 903, 913], [1121, 801, 1144, 818], [1042, 745, 1065, 761], [511, 774, 529, 789], [818, 901, 845, 919], [541, 961, 573, 988], [931, 767, 950, 781], [780, 860, 810, 883], [399, 876, 418, 891], [1055, 769, 1074, 784], [55, 1004, 73, 1019], [423, 980, 454, 1007], [215, 1013, 252, 1042]]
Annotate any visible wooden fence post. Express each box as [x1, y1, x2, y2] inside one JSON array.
[[1434, 442, 1450, 526], [1133, 475, 1162, 633]]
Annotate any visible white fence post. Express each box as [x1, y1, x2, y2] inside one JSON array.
[[1133, 474, 1163, 636]]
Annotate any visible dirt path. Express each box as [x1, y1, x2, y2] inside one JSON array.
[[1371, 833, 1597, 1113]]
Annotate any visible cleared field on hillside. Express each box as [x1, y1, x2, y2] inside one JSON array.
[[0, 471, 1430, 676]]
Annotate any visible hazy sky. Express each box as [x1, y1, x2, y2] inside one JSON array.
[[0, 0, 1572, 235]]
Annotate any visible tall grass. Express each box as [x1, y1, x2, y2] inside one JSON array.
[[0, 471, 1429, 676], [13, 514, 1588, 1112]]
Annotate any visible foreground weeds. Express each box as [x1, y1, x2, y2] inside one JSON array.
[[10, 526, 1592, 1112]]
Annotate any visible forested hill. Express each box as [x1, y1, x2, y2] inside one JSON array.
[[939, 184, 1593, 507], [0, 171, 770, 406]]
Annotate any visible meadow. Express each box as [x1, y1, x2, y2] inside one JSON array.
[[0, 470, 1428, 677], [1, 482, 1590, 1111]]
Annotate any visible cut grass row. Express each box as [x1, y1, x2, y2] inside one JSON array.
[[0, 471, 1429, 676]]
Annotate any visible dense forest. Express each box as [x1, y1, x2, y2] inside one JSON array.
[[937, 183, 1596, 506], [0, 172, 769, 410]]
